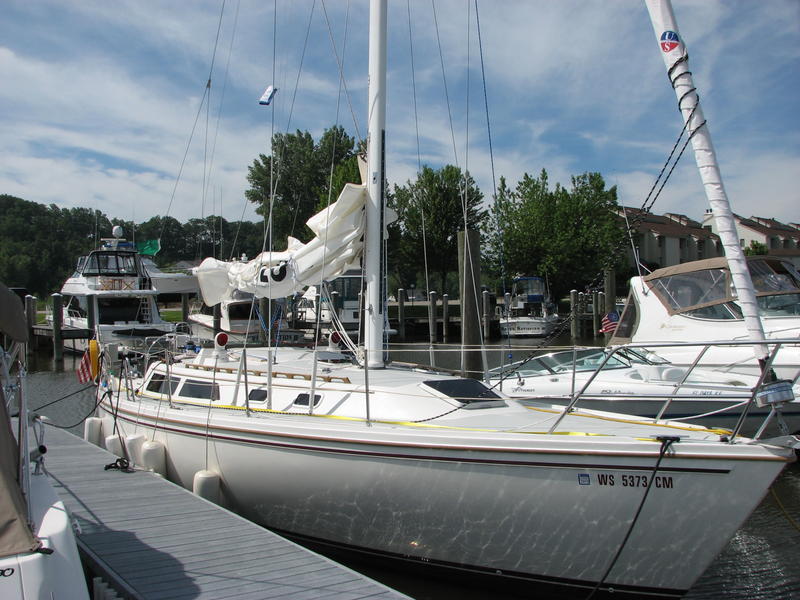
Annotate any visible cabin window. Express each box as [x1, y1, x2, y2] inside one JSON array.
[[146, 373, 180, 395], [228, 302, 257, 320], [293, 393, 321, 407], [97, 297, 148, 324], [179, 379, 220, 401], [423, 379, 501, 404], [248, 388, 269, 402]]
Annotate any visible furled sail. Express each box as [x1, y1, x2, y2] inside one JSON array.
[[196, 181, 366, 305], [644, 0, 769, 362]]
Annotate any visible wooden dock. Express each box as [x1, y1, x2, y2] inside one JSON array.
[[42, 426, 410, 600]]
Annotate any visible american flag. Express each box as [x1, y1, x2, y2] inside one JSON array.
[[76, 349, 93, 383], [599, 311, 619, 334]]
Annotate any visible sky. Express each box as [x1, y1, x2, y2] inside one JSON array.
[[1, 0, 798, 231]]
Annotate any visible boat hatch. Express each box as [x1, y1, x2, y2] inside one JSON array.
[[248, 388, 269, 402], [422, 379, 506, 408], [293, 393, 322, 408], [146, 374, 180, 394], [179, 379, 220, 401]]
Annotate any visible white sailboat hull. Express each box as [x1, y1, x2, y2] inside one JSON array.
[[93, 385, 792, 597]]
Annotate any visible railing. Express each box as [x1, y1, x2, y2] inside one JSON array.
[[543, 338, 799, 442]]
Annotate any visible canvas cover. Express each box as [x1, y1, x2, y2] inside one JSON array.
[[196, 182, 367, 305], [0, 282, 28, 342], [0, 365, 38, 558]]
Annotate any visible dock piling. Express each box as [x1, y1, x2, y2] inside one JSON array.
[[51, 293, 63, 361]]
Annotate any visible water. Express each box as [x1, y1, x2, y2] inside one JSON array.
[[24, 348, 800, 600]]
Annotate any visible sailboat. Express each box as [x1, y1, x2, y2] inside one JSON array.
[[84, 2, 798, 597]]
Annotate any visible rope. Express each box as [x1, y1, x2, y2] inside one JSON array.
[[586, 436, 680, 599], [43, 389, 108, 431], [771, 486, 800, 534]]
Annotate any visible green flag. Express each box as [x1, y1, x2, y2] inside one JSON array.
[[136, 239, 161, 256]]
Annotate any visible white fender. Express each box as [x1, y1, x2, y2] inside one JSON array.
[[141, 440, 167, 476], [193, 469, 221, 504], [84, 417, 103, 446]]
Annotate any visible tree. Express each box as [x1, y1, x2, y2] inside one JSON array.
[[245, 126, 357, 249], [744, 240, 768, 256], [390, 165, 485, 295], [483, 170, 624, 300]]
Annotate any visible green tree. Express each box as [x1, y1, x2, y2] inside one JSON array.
[[744, 240, 768, 256], [245, 126, 357, 249], [390, 165, 484, 295], [483, 170, 624, 299]]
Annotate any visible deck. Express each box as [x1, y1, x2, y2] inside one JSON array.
[[42, 426, 410, 599]]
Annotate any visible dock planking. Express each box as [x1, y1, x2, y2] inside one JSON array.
[[42, 426, 410, 600]]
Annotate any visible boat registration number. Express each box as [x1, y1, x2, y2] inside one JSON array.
[[594, 473, 674, 489]]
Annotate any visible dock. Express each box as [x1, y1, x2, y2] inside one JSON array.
[[42, 426, 410, 600]]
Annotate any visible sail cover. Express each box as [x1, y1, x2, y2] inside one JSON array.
[[196, 182, 367, 305]]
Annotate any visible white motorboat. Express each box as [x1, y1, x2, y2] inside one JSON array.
[[82, 2, 800, 597], [0, 282, 89, 600], [291, 269, 364, 333], [489, 344, 800, 436], [139, 256, 198, 296], [610, 256, 800, 378], [53, 226, 177, 354], [188, 290, 306, 345], [499, 276, 559, 337]]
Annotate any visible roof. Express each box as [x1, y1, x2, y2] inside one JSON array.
[[618, 207, 719, 240], [734, 214, 800, 241]]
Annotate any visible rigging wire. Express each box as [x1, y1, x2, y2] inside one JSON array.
[[406, 0, 433, 364]]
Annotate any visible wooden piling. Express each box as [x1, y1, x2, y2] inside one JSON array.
[[213, 303, 221, 335], [428, 291, 437, 344], [592, 290, 600, 337], [397, 288, 406, 341], [570, 289, 578, 340], [482, 290, 491, 339], [181, 293, 190, 322], [87, 296, 96, 332], [442, 294, 449, 343], [51, 293, 63, 361], [25, 295, 37, 352], [259, 298, 269, 342]]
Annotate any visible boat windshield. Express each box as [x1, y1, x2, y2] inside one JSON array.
[[749, 258, 800, 316], [83, 251, 139, 276], [493, 349, 632, 378]]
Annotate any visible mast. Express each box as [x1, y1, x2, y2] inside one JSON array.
[[644, 0, 769, 364], [364, 0, 387, 368]]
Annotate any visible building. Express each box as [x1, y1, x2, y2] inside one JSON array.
[[617, 207, 721, 270], [701, 211, 800, 268]]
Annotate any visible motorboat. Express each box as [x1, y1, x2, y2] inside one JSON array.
[[139, 256, 198, 297], [499, 276, 559, 337], [80, 2, 800, 597], [489, 344, 800, 436], [188, 290, 304, 344], [0, 282, 89, 599], [53, 226, 177, 354], [610, 256, 800, 378], [290, 269, 363, 334]]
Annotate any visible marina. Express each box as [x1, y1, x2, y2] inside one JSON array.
[[2, 0, 799, 598]]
